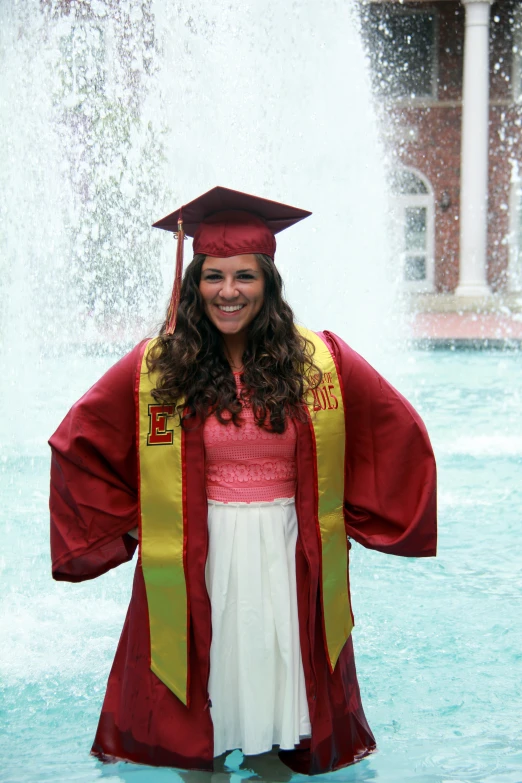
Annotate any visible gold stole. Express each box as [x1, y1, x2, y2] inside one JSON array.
[[138, 339, 188, 704], [297, 326, 353, 671], [137, 330, 352, 704]]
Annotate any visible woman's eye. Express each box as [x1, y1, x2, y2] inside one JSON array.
[[204, 274, 222, 281], [237, 274, 255, 280]]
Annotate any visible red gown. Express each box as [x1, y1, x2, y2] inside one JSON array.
[[49, 331, 437, 774]]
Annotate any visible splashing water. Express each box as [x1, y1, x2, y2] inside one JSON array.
[[0, 0, 399, 454], [1, 0, 394, 355], [0, 3, 455, 783], [1, 5, 522, 783]]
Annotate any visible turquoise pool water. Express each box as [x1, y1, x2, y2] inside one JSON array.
[[1, 349, 521, 783]]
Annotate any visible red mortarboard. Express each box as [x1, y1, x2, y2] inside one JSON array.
[[153, 186, 311, 334]]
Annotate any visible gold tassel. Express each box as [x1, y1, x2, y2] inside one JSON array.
[[165, 217, 185, 335]]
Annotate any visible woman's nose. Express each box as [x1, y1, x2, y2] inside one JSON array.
[[219, 278, 239, 298]]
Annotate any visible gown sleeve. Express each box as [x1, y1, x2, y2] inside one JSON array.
[[49, 342, 147, 582], [322, 331, 437, 558]]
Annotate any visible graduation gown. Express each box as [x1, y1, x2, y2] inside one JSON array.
[[49, 330, 437, 774]]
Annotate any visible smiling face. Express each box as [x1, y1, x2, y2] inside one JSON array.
[[199, 254, 265, 337]]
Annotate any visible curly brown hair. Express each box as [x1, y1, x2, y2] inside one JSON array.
[[146, 253, 322, 433]]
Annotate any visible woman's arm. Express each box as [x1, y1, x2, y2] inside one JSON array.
[[323, 331, 437, 558], [49, 342, 148, 581]]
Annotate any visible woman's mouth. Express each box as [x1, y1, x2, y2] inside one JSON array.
[[216, 304, 246, 313]]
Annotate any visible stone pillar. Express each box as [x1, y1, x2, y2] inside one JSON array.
[[455, 0, 493, 297]]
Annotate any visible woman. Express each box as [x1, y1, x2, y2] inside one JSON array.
[[49, 186, 437, 775]]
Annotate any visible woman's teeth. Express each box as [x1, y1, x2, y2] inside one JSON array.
[[217, 305, 245, 312]]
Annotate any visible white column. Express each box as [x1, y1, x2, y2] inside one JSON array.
[[455, 0, 493, 297]]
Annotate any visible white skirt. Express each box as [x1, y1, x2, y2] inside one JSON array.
[[205, 497, 311, 757]]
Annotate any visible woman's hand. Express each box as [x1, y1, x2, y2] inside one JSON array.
[[128, 526, 139, 540]]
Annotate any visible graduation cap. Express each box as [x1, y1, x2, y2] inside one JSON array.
[[153, 186, 311, 334]]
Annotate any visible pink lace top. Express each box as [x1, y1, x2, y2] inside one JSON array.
[[203, 372, 297, 503]]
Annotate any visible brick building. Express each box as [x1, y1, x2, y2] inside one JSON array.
[[359, 0, 522, 304]]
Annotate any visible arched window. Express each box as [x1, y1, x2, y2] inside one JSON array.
[[390, 167, 435, 292]]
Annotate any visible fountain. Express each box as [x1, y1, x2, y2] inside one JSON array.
[[2, 2, 520, 783], [0, 0, 399, 455], [1, 0, 394, 355]]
